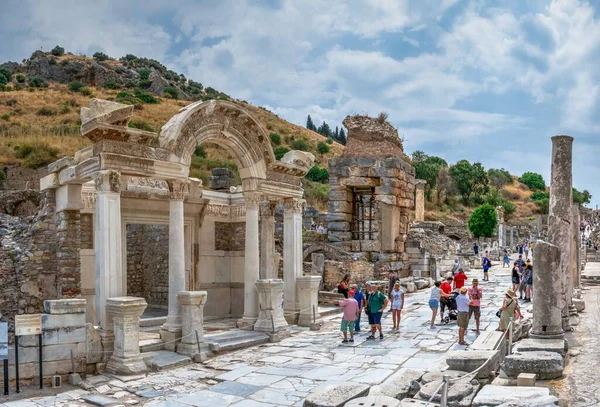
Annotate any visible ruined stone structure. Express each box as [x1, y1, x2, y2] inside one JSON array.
[[32, 98, 315, 358], [326, 115, 415, 281]]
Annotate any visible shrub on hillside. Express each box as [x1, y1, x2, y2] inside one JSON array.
[[326, 137, 333, 144], [128, 119, 154, 132], [28, 77, 48, 88], [1, 114, 10, 121], [163, 87, 178, 99], [305, 166, 329, 183], [502, 201, 516, 216], [51, 46, 65, 56], [134, 88, 158, 104], [79, 87, 94, 96], [15, 74, 26, 83], [194, 145, 207, 158], [468, 204, 498, 238], [488, 168, 513, 188], [68, 81, 85, 92], [36, 107, 57, 116], [304, 180, 329, 210], [519, 172, 546, 190], [269, 133, 281, 146], [0, 69, 11, 85], [138, 79, 152, 89], [317, 141, 330, 154], [536, 198, 549, 214], [93, 52, 109, 61], [138, 68, 150, 81], [290, 138, 310, 152], [530, 191, 550, 201], [274, 146, 290, 160], [102, 82, 120, 89], [15, 142, 59, 168]]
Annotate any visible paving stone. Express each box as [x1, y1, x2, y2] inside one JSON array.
[[368, 368, 425, 399], [210, 381, 263, 397], [303, 383, 370, 407], [514, 338, 567, 357], [471, 385, 558, 406], [172, 390, 244, 406], [345, 396, 401, 407], [82, 395, 120, 407], [416, 380, 476, 406]]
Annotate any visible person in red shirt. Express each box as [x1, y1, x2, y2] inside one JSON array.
[[453, 268, 468, 290], [439, 277, 453, 323]]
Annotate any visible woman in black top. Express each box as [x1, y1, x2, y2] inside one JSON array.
[[338, 274, 350, 298], [511, 262, 520, 294]]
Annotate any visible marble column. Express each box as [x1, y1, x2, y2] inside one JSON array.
[[176, 291, 210, 357], [531, 241, 564, 339], [161, 180, 188, 350], [254, 279, 288, 332], [547, 135, 573, 332], [572, 204, 581, 290], [283, 198, 304, 323], [415, 180, 426, 222], [297, 275, 322, 327], [238, 192, 261, 329], [94, 171, 123, 351], [106, 296, 148, 375], [260, 201, 277, 280], [509, 227, 514, 250]]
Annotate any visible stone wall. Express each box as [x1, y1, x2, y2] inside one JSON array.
[[3, 166, 47, 191], [125, 224, 169, 307], [215, 221, 245, 251]]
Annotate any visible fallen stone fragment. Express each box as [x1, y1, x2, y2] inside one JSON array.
[[501, 351, 564, 379], [346, 396, 400, 407], [514, 338, 567, 357], [303, 383, 370, 407], [82, 395, 120, 407], [369, 368, 425, 399], [471, 384, 558, 406]]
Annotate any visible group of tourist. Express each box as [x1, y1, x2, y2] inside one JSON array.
[[516, 242, 534, 259], [511, 255, 533, 302]]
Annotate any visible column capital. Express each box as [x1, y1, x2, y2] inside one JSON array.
[[283, 198, 305, 214], [260, 200, 277, 217], [244, 192, 262, 210], [167, 179, 190, 200], [94, 170, 121, 193], [415, 179, 427, 189], [177, 291, 208, 306]]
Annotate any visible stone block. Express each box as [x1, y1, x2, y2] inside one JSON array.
[[400, 401, 439, 407], [328, 222, 351, 232], [572, 298, 585, 312], [328, 200, 352, 214], [375, 185, 402, 196], [42, 313, 86, 330], [471, 385, 557, 407], [368, 368, 425, 400], [501, 351, 564, 380], [325, 213, 352, 222], [469, 330, 505, 352], [446, 350, 500, 378], [346, 396, 400, 407], [517, 373, 536, 386], [417, 379, 477, 406], [340, 176, 379, 187], [44, 299, 87, 314], [303, 383, 370, 407], [327, 231, 352, 242], [20, 326, 87, 347], [515, 338, 567, 357]]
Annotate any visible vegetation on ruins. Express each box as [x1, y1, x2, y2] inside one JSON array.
[[412, 150, 448, 200], [487, 168, 513, 188], [572, 188, 592, 205], [305, 166, 329, 183], [450, 160, 489, 205], [518, 172, 546, 191], [468, 204, 498, 238]]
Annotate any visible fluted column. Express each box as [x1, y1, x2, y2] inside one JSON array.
[[547, 135, 573, 332], [283, 198, 304, 323], [161, 179, 188, 349], [238, 192, 261, 329], [260, 201, 277, 279]]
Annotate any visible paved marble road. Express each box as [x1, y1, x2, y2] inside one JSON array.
[[5, 260, 532, 407]]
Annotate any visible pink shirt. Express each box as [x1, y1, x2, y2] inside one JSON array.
[[468, 287, 482, 307], [339, 298, 359, 321]]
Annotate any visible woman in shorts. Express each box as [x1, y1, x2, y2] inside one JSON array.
[[390, 281, 405, 330], [511, 261, 520, 293], [429, 281, 441, 329]]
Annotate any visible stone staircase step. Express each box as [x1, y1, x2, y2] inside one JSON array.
[[469, 330, 505, 351], [142, 350, 191, 371], [205, 330, 270, 353], [140, 316, 167, 332], [140, 338, 165, 353]]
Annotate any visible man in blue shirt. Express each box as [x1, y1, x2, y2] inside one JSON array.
[[352, 283, 365, 332], [456, 287, 471, 345], [473, 242, 479, 256]]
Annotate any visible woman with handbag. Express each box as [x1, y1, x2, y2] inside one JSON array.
[[497, 289, 522, 335]]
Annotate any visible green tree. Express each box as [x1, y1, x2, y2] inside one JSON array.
[[51, 45, 65, 56], [317, 141, 330, 154], [269, 133, 281, 146], [536, 198, 549, 214], [468, 204, 498, 238], [531, 191, 550, 201], [411, 151, 448, 200], [572, 188, 592, 205], [274, 146, 290, 160], [93, 52, 109, 61], [450, 160, 489, 205], [339, 128, 346, 144], [305, 166, 329, 183], [487, 168, 513, 188], [306, 115, 317, 131], [317, 121, 332, 138], [68, 81, 85, 92], [163, 86, 178, 98], [519, 172, 546, 190]]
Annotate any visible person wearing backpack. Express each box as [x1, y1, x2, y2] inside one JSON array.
[[482, 256, 491, 281]]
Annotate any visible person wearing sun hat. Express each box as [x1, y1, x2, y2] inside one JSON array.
[[497, 288, 522, 334]]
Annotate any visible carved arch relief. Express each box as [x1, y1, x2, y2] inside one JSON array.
[[159, 100, 275, 180]]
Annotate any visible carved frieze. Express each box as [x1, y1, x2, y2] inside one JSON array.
[[204, 204, 246, 218], [244, 192, 262, 210], [82, 191, 97, 209], [283, 198, 305, 214], [260, 201, 277, 217], [94, 170, 121, 193], [167, 179, 190, 200], [127, 177, 169, 195], [266, 171, 302, 187]]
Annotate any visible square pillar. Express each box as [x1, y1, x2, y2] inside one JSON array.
[[161, 180, 189, 350], [238, 192, 261, 329], [94, 171, 123, 351], [106, 296, 147, 375], [415, 180, 426, 222], [177, 291, 210, 357], [254, 279, 288, 332], [297, 276, 322, 327], [283, 198, 304, 323], [260, 201, 277, 279]]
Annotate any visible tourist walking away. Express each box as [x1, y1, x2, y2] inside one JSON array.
[[454, 268, 468, 289], [467, 279, 482, 334], [481, 255, 491, 281], [511, 261, 521, 294], [352, 284, 365, 332], [497, 289, 522, 336], [503, 251, 510, 267], [366, 284, 388, 340], [390, 281, 405, 330], [518, 244, 524, 256], [440, 277, 453, 323], [450, 259, 460, 276], [483, 250, 489, 259], [338, 295, 359, 343], [429, 281, 442, 329], [524, 242, 530, 259], [387, 271, 398, 312], [456, 287, 470, 345], [523, 263, 533, 302], [473, 242, 479, 257], [338, 274, 350, 298]]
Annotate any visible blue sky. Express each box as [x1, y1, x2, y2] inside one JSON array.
[[2, 0, 600, 207]]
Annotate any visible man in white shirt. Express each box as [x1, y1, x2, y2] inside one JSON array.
[[456, 287, 471, 345]]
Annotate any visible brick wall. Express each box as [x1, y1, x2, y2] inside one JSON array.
[[215, 221, 245, 251]]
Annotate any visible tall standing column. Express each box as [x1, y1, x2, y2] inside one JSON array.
[[283, 198, 304, 323], [94, 171, 123, 344], [415, 180, 426, 222], [572, 204, 581, 290], [238, 192, 261, 329], [531, 240, 564, 339], [547, 135, 574, 332], [161, 180, 188, 350], [509, 227, 514, 250], [260, 201, 277, 279]]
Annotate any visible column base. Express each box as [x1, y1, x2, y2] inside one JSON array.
[[237, 316, 258, 330], [106, 355, 147, 375], [284, 311, 299, 325], [160, 327, 182, 352], [97, 329, 114, 363], [177, 341, 211, 359], [529, 332, 565, 340], [254, 315, 288, 333], [298, 313, 319, 327]]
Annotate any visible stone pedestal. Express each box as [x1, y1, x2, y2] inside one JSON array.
[[548, 135, 574, 332], [106, 297, 148, 375], [176, 291, 210, 357], [161, 180, 188, 350], [509, 227, 514, 249], [297, 275, 322, 327], [283, 198, 304, 323], [531, 240, 564, 339], [238, 193, 261, 329], [415, 180, 426, 222], [254, 279, 288, 332], [260, 201, 277, 280]]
